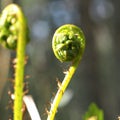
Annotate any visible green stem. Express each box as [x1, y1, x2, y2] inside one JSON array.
[[0, 4, 29, 120], [0, 4, 28, 120], [1, 4, 28, 120], [13, 5, 27, 120], [47, 58, 80, 120]]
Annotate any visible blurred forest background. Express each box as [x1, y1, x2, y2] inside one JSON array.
[[0, 0, 120, 120]]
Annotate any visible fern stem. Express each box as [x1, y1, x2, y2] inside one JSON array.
[[0, 4, 29, 120], [12, 5, 27, 120], [47, 59, 80, 120]]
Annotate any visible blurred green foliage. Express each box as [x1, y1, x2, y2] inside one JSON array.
[[83, 103, 104, 120]]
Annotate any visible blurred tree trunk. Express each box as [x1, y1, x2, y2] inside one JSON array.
[[78, 0, 100, 103], [0, 47, 10, 99], [77, 0, 120, 120]]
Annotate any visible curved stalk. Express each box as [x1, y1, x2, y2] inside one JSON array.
[[47, 24, 85, 120], [47, 58, 80, 120], [0, 4, 29, 120], [14, 6, 27, 120]]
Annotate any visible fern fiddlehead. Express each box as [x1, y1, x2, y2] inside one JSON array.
[[0, 4, 29, 120], [0, 4, 29, 49], [47, 24, 85, 120], [52, 24, 85, 62]]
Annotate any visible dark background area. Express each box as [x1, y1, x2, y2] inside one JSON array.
[[0, 0, 120, 120]]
